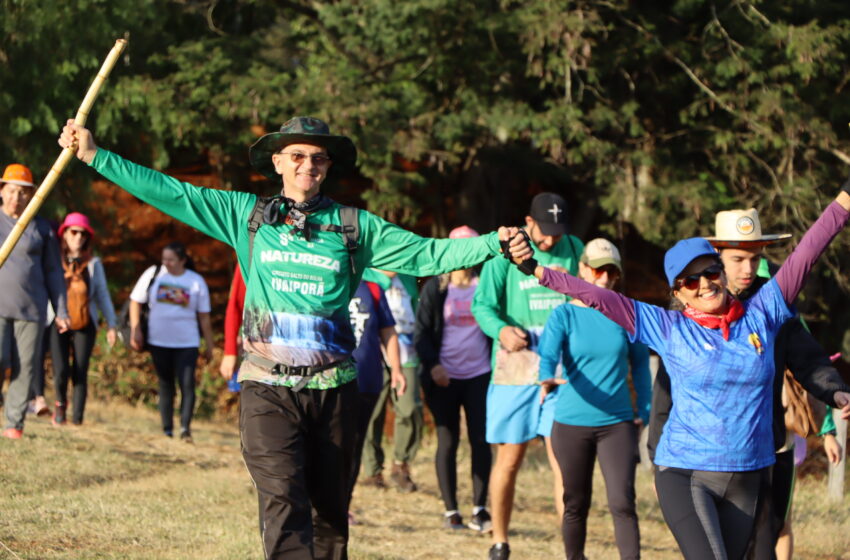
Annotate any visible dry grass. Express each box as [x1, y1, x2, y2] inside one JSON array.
[[1, 399, 848, 559]]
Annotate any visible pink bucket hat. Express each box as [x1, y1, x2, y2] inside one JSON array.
[[449, 225, 479, 239], [58, 212, 95, 239]]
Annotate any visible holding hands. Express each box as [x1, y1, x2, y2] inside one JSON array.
[[497, 227, 540, 277]]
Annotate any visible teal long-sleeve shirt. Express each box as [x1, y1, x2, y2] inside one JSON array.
[[90, 148, 501, 388], [538, 303, 651, 426]]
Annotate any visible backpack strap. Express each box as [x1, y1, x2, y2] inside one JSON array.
[[311, 206, 361, 274], [247, 196, 273, 276], [247, 199, 360, 274], [145, 263, 162, 306]]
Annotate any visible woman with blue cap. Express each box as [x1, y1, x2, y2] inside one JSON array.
[[504, 188, 850, 559]]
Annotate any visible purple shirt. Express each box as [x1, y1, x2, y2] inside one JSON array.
[[439, 281, 491, 379]]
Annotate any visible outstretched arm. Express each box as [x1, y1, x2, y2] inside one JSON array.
[[774, 191, 850, 305], [506, 234, 637, 332], [536, 266, 637, 334]]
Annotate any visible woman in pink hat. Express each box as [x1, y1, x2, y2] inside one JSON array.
[[49, 212, 117, 425], [415, 225, 494, 532]]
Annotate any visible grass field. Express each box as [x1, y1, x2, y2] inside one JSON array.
[[1, 399, 848, 559]]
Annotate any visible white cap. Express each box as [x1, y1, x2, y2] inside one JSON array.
[[580, 238, 622, 271]]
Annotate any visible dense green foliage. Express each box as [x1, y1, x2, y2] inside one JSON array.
[[4, 0, 850, 346]]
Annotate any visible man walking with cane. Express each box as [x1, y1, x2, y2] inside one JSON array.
[[59, 116, 517, 560]]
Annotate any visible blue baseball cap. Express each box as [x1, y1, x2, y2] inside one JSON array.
[[664, 237, 719, 287]]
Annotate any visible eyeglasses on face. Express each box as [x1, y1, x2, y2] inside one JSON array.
[[278, 151, 332, 166], [677, 263, 723, 291], [590, 265, 621, 279]]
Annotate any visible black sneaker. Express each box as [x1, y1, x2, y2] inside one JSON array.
[[180, 430, 193, 444], [443, 512, 466, 530], [469, 509, 492, 532], [488, 543, 510, 560]]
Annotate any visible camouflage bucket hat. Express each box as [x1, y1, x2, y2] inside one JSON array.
[[249, 116, 357, 181]]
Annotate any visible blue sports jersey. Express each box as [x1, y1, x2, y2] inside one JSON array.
[[349, 281, 395, 394], [632, 278, 792, 471]]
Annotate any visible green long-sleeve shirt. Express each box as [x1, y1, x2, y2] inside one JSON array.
[[472, 233, 583, 372], [90, 149, 501, 388]]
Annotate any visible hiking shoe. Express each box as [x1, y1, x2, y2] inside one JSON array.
[[33, 396, 51, 417], [52, 402, 66, 426], [180, 431, 193, 444], [390, 463, 417, 492], [468, 509, 492, 533], [2, 428, 23, 439], [359, 473, 386, 489], [443, 512, 466, 530], [488, 543, 510, 560]]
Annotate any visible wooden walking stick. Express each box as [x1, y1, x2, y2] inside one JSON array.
[[0, 38, 127, 268]]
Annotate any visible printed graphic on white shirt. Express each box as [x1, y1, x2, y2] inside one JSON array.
[[156, 283, 191, 307]]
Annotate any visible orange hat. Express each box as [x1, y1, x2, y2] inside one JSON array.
[[1, 164, 34, 187]]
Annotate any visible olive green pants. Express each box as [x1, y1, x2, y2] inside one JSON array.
[[361, 365, 423, 476]]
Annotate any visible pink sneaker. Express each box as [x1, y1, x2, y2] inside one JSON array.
[[2, 428, 23, 439], [33, 396, 51, 417]]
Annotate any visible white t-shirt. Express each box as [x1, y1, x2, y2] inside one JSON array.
[[130, 266, 211, 348]]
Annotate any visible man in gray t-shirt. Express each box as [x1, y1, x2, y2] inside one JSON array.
[[0, 163, 69, 439]]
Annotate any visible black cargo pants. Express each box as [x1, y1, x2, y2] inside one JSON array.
[[240, 379, 358, 560]]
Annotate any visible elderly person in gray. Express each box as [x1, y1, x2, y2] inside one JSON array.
[[0, 163, 69, 439]]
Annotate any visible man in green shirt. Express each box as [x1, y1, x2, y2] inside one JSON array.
[[471, 193, 583, 560], [59, 117, 516, 560]]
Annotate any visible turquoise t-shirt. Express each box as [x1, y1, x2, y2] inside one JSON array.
[[538, 303, 651, 426]]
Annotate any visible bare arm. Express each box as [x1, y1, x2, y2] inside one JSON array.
[[129, 300, 144, 351], [380, 326, 406, 396], [198, 312, 214, 363]]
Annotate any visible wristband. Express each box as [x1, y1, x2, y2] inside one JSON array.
[[499, 229, 533, 260], [841, 176, 850, 196], [516, 257, 539, 276]]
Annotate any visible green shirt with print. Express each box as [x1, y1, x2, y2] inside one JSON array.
[[472, 233, 583, 373], [90, 149, 501, 389]]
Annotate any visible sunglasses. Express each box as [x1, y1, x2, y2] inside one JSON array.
[[590, 264, 621, 279], [67, 229, 89, 237], [278, 151, 332, 165], [677, 264, 723, 291]]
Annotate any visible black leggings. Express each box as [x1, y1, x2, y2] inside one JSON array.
[[149, 345, 198, 435], [748, 449, 794, 560], [655, 466, 768, 560], [551, 421, 640, 560], [50, 321, 97, 424], [422, 372, 490, 511]]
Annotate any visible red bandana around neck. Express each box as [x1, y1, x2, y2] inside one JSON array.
[[683, 297, 744, 340]]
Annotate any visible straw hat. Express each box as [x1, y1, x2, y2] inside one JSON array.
[[705, 208, 791, 249]]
